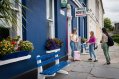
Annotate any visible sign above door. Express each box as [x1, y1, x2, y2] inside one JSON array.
[[75, 8, 87, 17]]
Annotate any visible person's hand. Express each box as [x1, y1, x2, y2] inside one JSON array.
[[100, 40, 102, 43], [86, 41, 88, 44]]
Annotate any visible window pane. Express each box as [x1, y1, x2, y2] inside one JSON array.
[[49, 0, 53, 19], [0, 27, 9, 40]]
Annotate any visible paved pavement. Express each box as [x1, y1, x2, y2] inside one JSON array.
[[48, 44, 119, 79]]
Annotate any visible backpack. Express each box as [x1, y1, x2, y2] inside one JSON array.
[[107, 36, 114, 46]]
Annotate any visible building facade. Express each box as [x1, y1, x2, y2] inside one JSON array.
[[67, 0, 87, 57], [87, 0, 104, 44], [0, 0, 105, 78], [0, 0, 87, 79], [114, 23, 119, 34]]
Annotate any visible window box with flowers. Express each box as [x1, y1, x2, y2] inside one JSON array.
[[0, 36, 34, 65], [45, 38, 63, 53]]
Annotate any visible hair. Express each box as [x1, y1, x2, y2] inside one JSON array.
[[72, 28, 77, 34], [90, 31, 94, 37], [102, 28, 109, 36]]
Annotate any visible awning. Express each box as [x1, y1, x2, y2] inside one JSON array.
[[72, 0, 83, 8]]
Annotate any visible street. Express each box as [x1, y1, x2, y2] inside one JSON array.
[[49, 44, 119, 79]]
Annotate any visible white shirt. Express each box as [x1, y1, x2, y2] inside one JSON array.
[[102, 33, 108, 43], [70, 34, 78, 42]]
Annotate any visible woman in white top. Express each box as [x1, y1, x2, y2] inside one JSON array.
[[101, 28, 111, 65], [70, 28, 81, 59]]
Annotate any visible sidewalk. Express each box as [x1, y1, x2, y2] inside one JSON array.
[[48, 44, 119, 79]]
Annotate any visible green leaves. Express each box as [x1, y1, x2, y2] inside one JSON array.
[[19, 41, 34, 51], [104, 18, 113, 31], [0, 0, 16, 25], [0, 0, 27, 27], [0, 40, 15, 56], [112, 34, 119, 44]]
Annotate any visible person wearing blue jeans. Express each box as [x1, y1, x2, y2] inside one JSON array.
[[70, 40, 77, 57], [89, 44, 97, 61], [70, 28, 81, 59], [87, 31, 98, 62]]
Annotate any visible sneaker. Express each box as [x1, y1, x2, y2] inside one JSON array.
[[88, 58, 92, 60], [104, 62, 111, 65], [107, 62, 111, 65], [94, 60, 98, 62]]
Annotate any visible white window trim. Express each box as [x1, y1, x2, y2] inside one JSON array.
[[9, 0, 23, 40], [16, 0, 23, 40], [46, 0, 55, 38], [0, 1, 30, 65]]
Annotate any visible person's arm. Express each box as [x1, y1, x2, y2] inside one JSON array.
[[100, 34, 103, 43], [86, 38, 89, 43]]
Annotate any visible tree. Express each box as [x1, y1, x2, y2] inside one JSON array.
[[104, 18, 113, 31]]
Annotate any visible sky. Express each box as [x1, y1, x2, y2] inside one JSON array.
[[102, 0, 119, 23]]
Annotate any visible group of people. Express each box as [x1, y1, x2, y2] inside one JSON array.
[[70, 28, 111, 65]]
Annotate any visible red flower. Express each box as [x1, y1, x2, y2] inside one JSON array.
[[11, 41, 17, 45]]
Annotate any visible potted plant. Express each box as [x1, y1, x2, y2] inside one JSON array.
[[0, 40, 16, 60], [18, 40, 34, 51], [45, 38, 63, 53], [16, 40, 34, 57], [0, 37, 34, 60], [81, 38, 87, 43]]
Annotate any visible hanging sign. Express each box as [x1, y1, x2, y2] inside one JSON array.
[[61, 0, 68, 8], [75, 8, 86, 17]]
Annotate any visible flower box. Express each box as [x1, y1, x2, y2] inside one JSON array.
[[0, 51, 29, 60], [45, 38, 63, 50]]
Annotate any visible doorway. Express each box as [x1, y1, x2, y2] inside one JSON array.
[[67, 4, 72, 58]]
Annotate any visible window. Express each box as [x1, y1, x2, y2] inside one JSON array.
[[46, 0, 55, 38], [10, 0, 22, 39], [0, 27, 9, 41], [0, 0, 22, 40], [48, 1, 53, 19], [95, 0, 99, 22]]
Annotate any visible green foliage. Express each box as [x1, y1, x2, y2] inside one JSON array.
[[0, 0, 27, 27], [112, 34, 119, 44], [53, 38, 63, 47], [0, 40, 15, 56], [19, 41, 34, 51], [104, 18, 113, 31], [45, 38, 63, 50], [0, 36, 34, 56], [81, 38, 87, 43], [0, 0, 18, 25]]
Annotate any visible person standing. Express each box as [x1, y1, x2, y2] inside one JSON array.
[[87, 31, 98, 62], [70, 28, 80, 59], [101, 28, 111, 65]]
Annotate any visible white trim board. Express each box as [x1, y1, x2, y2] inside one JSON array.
[[0, 55, 31, 66], [46, 49, 60, 53]]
